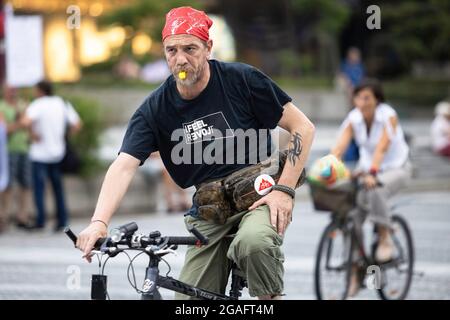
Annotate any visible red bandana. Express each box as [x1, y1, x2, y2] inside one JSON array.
[[162, 6, 213, 42]]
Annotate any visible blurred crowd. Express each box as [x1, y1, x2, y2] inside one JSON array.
[[0, 81, 81, 233], [0, 79, 192, 235]]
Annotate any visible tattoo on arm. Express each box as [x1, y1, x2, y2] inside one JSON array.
[[288, 132, 303, 166]]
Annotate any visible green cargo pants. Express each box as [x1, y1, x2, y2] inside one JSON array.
[[175, 204, 285, 299]]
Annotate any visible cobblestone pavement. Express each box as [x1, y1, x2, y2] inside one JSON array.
[[0, 190, 449, 300]]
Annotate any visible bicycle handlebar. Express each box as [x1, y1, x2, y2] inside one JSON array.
[[162, 236, 201, 246], [64, 227, 107, 249], [64, 223, 209, 252], [187, 225, 208, 244]]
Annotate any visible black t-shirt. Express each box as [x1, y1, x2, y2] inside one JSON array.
[[119, 59, 292, 188]]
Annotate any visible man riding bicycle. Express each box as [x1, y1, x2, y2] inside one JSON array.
[[76, 6, 315, 300]]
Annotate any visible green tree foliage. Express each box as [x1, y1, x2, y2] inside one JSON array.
[[374, 0, 450, 63], [291, 0, 351, 35], [64, 96, 104, 177]]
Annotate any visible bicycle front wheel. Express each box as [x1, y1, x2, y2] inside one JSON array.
[[314, 220, 353, 300], [377, 214, 414, 300]]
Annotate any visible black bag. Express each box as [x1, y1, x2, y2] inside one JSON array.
[[60, 101, 81, 174], [60, 138, 81, 174], [308, 182, 357, 218]]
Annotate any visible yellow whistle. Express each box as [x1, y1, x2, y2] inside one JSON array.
[[178, 71, 187, 80]]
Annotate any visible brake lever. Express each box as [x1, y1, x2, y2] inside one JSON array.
[[154, 247, 178, 257], [89, 246, 117, 257], [100, 237, 112, 252]]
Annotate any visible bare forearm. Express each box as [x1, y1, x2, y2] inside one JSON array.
[[331, 143, 347, 160], [331, 124, 353, 160], [331, 146, 344, 160], [278, 124, 315, 188], [91, 157, 138, 224], [371, 123, 393, 170], [69, 122, 83, 136], [371, 146, 388, 170]]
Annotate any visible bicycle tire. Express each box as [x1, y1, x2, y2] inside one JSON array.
[[377, 214, 414, 300], [314, 220, 353, 300]]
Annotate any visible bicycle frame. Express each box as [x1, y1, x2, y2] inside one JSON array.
[[140, 252, 235, 300]]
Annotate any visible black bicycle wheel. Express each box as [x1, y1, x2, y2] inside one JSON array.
[[314, 220, 353, 300], [377, 214, 414, 300]]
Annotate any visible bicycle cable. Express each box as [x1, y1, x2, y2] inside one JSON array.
[[101, 255, 111, 275], [124, 250, 172, 294], [100, 255, 112, 300], [96, 254, 101, 273], [161, 256, 172, 277], [95, 246, 175, 297], [125, 250, 145, 294]]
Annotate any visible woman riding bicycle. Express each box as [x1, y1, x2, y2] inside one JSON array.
[[329, 79, 412, 296]]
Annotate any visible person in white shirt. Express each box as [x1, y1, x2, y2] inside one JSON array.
[[330, 79, 412, 296], [21, 81, 82, 231], [430, 101, 450, 158]]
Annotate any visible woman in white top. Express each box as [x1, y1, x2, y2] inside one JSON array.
[[331, 79, 412, 296]]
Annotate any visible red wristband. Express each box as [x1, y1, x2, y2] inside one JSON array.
[[369, 167, 378, 176]]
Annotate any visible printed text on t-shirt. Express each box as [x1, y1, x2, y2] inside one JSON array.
[[182, 112, 234, 144]]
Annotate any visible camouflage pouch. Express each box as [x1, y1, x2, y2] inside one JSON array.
[[193, 150, 306, 224], [223, 150, 306, 212], [193, 180, 233, 225]]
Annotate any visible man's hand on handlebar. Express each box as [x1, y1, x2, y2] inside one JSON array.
[[76, 221, 108, 263], [69, 221, 208, 263]]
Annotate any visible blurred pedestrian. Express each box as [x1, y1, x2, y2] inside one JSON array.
[[338, 47, 366, 164], [430, 101, 450, 158], [340, 47, 366, 100], [162, 168, 191, 213], [20, 81, 82, 231], [146, 152, 191, 213], [115, 55, 140, 79], [0, 111, 8, 231], [0, 85, 33, 230]]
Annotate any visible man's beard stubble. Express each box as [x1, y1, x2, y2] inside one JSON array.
[[173, 61, 205, 87]]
